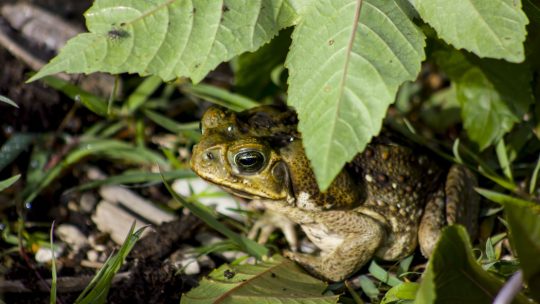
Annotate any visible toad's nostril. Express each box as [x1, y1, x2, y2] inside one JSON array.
[[204, 151, 214, 161]]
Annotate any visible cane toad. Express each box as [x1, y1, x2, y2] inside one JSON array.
[[190, 106, 479, 281]]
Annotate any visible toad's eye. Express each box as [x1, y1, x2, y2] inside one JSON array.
[[234, 150, 265, 173]]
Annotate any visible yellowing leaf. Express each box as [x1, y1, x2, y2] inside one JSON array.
[[181, 255, 339, 304]]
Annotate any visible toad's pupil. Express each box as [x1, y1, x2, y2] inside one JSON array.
[[238, 153, 258, 166], [235, 151, 264, 172]]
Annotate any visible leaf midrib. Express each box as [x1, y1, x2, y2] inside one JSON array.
[[465, 0, 507, 51], [323, 0, 363, 178]]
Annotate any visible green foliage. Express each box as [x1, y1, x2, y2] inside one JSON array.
[[18, 2, 540, 302], [381, 282, 418, 304], [22, 138, 168, 204], [181, 255, 339, 304], [414, 0, 528, 62], [29, 0, 535, 191], [477, 189, 540, 302], [416, 225, 529, 304], [433, 47, 533, 149], [456, 68, 518, 150], [232, 28, 292, 99]]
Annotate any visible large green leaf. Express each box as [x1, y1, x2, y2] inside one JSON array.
[[433, 47, 532, 149], [181, 255, 339, 304], [414, 0, 528, 63], [232, 28, 292, 99], [286, 0, 425, 190], [456, 68, 518, 150], [416, 225, 529, 304], [29, 0, 298, 83], [477, 189, 540, 302]]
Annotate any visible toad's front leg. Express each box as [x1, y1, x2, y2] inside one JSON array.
[[286, 210, 385, 282]]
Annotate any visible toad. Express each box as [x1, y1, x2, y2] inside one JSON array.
[[190, 106, 479, 281]]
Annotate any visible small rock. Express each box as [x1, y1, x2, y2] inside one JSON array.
[[169, 246, 200, 275], [91, 200, 149, 244], [56, 224, 88, 250], [86, 250, 99, 262], [169, 245, 215, 275], [99, 185, 176, 224], [35, 244, 64, 263], [173, 178, 247, 221], [80, 192, 97, 213]]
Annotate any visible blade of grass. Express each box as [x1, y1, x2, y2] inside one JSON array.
[[345, 280, 365, 304], [143, 109, 200, 141], [107, 76, 120, 115], [50, 221, 57, 304], [0, 133, 34, 172], [161, 174, 268, 259], [452, 139, 464, 164], [143, 109, 199, 133], [23, 138, 167, 203], [0, 174, 21, 192], [496, 139, 513, 182], [398, 255, 414, 277], [358, 275, 379, 301], [476, 188, 533, 207], [75, 222, 146, 304], [529, 154, 540, 194], [161, 148, 183, 169], [181, 83, 259, 111], [455, 141, 518, 192], [125, 76, 162, 113], [97, 121, 127, 138], [0, 94, 18, 108], [368, 260, 402, 287], [41, 76, 109, 117]]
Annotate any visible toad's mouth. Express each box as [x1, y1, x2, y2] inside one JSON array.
[[221, 186, 260, 199]]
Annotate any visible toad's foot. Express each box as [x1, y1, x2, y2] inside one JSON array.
[[284, 211, 385, 282], [418, 165, 479, 257], [248, 209, 298, 251]]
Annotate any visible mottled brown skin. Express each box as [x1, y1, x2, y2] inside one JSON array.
[[190, 106, 479, 281]]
